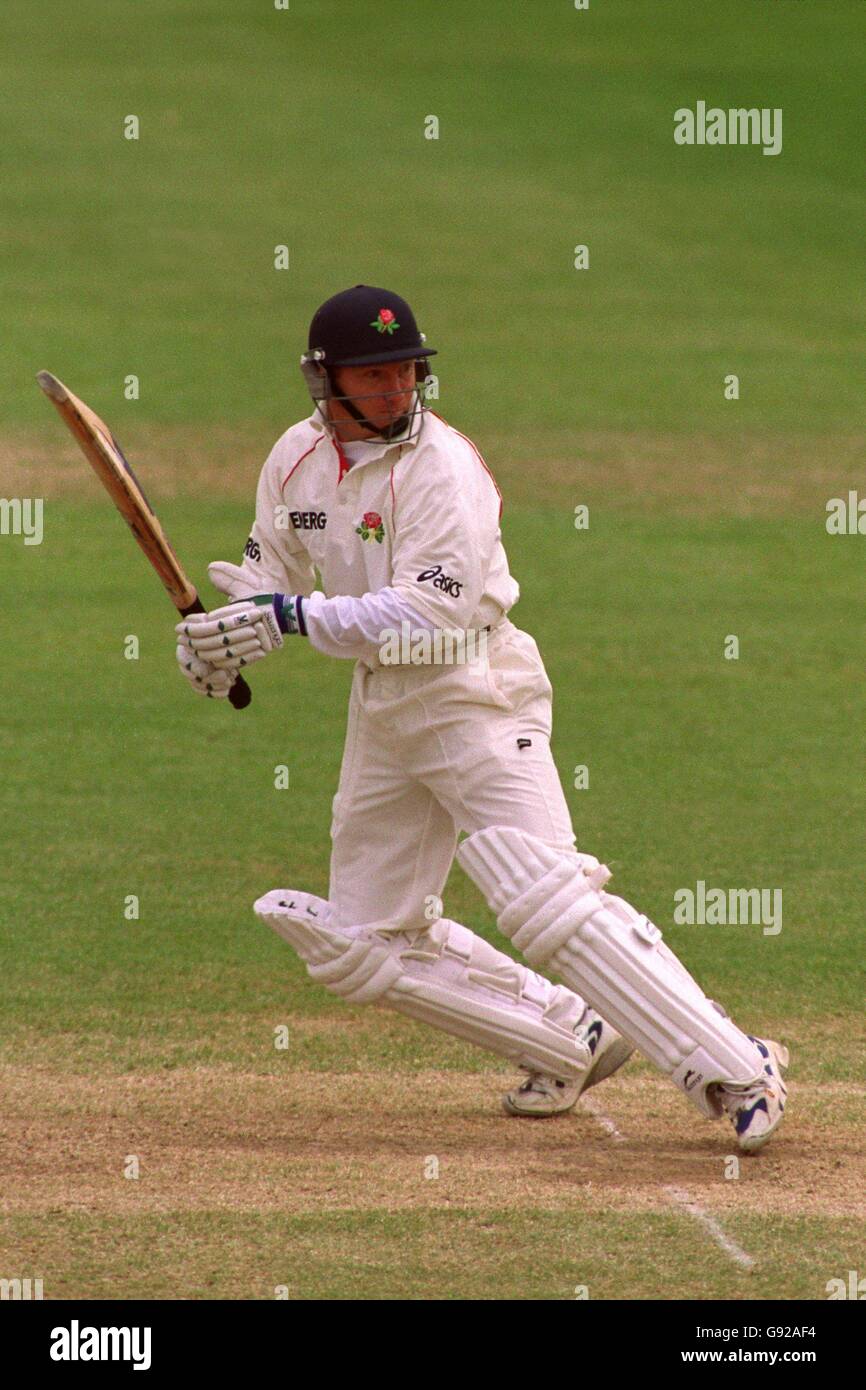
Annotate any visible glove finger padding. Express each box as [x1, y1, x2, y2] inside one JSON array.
[[176, 642, 234, 697], [202, 642, 270, 670], [183, 628, 264, 662], [177, 602, 257, 638], [176, 596, 283, 667]]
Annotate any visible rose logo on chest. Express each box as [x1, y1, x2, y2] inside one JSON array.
[[355, 511, 385, 543]]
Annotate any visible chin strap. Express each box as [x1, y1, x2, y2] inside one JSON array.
[[327, 381, 411, 440], [341, 407, 410, 440], [327, 367, 425, 439]]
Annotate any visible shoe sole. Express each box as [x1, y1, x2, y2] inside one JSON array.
[[577, 1036, 635, 1097], [501, 1092, 570, 1118], [502, 1036, 636, 1117]]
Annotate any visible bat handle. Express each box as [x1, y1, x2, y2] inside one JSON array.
[[228, 673, 252, 709], [180, 596, 253, 710]]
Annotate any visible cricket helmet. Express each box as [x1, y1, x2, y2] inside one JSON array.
[[300, 285, 436, 440]]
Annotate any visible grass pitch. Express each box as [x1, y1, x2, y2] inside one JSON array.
[[1, 0, 864, 1300]]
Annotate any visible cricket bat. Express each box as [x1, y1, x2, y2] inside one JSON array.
[[36, 371, 252, 709]]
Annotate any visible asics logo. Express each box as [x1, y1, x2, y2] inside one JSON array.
[[416, 564, 463, 597]]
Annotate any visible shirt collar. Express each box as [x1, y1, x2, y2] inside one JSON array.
[[306, 404, 426, 468]]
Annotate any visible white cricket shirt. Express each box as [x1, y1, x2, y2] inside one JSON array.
[[229, 407, 520, 665]]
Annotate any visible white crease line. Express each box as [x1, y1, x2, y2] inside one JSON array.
[[581, 1096, 756, 1271], [664, 1184, 755, 1270], [581, 1094, 628, 1144]]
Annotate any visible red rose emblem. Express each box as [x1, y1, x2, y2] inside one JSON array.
[[370, 308, 400, 334], [363, 512, 382, 528]]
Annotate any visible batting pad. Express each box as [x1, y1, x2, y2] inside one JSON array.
[[255, 889, 592, 1080], [457, 828, 764, 1117]]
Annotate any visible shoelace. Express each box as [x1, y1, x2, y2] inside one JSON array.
[[519, 1075, 561, 1095], [717, 1077, 775, 1120]]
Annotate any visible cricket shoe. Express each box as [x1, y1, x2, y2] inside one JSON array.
[[502, 1010, 635, 1118], [716, 1037, 789, 1153]]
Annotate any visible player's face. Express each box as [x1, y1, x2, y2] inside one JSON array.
[[330, 361, 417, 437]]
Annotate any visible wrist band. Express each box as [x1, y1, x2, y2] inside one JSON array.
[[273, 594, 307, 637]]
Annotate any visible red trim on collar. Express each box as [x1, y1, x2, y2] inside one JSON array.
[[333, 437, 351, 485], [281, 434, 325, 492]]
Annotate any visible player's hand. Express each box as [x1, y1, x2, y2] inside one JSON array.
[[174, 594, 298, 670], [175, 640, 236, 698], [208, 560, 259, 601]]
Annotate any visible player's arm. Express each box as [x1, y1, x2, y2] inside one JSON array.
[[178, 447, 500, 670], [297, 443, 501, 658], [389, 445, 500, 630], [289, 588, 437, 659], [177, 585, 437, 669], [176, 445, 317, 694]]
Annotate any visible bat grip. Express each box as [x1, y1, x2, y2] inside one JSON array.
[[228, 673, 253, 709], [180, 597, 252, 710]]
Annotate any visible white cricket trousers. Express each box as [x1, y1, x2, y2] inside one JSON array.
[[328, 620, 577, 934]]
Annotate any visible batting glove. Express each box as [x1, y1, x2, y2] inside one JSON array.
[[208, 560, 261, 602], [175, 641, 236, 698], [174, 594, 306, 671]]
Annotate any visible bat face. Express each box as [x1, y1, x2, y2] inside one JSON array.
[[83, 409, 156, 513], [36, 371, 197, 611], [37, 370, 252, 709]]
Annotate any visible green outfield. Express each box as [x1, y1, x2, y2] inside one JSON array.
[[1, 0, 864, 1300]]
